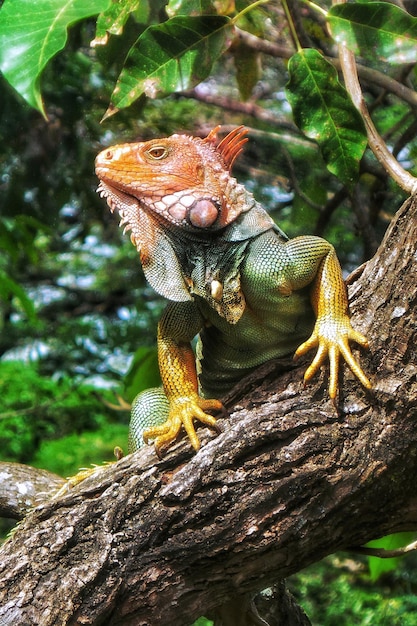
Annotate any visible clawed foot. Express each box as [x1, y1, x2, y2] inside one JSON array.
[[295, 316, 371, 399], [143, 395, 225, 457], [52, 447, 123, 499], [52, 463, 112, 499]]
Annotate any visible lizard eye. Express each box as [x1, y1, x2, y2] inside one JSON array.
[[146, 145, 168, 160]]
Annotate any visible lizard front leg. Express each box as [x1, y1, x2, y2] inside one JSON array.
[[132, 302, 223, 456], [287, 236, 371, 398]]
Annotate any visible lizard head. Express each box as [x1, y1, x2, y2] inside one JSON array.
[[95, 126, 250, 235], [95, 126, 274, 304]]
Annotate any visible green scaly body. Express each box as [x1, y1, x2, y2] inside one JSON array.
[[95, 126, 371, 456]]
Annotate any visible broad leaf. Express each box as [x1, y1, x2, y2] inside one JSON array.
[[104, 15, 232, 118], [233, 43, 260, 101], [328, 2, 417, 64], [286, 49, 367, 188], [0, 0, 111, 117], [167, 0, 220, 17], [93, 0, 167, 45], [124, 347, 160, 402], [93, 0, 141, 45], [0, 270, 37, 322], [366, 532, 416, 581]]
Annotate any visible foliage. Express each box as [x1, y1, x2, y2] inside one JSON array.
[[0, 0, 111, 116], [289, 554, 417, 626], [103, 15, 233, 117], [286, 48, 366, 188], [328, 3, 417, 63], [123, 346, 160, 403], [1, 0, 416, 192], [0, 361, 119, 466], [366, 533, 417, 582], [32, 422, 128, 476], [0, 215, 52, 324]]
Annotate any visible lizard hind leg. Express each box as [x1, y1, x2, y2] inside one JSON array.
[[129, 388, 170, 453], [130, 388, 224, 457]]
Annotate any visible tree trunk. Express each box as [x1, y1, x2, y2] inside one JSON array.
[[0, 196, 416, 626]]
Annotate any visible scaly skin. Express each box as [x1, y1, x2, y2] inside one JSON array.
[[95, 126, 371, 456]]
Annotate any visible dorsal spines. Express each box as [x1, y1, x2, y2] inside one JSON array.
[[203, 126, 249, 170]]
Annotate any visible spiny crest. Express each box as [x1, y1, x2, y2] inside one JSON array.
[[204, 126, 249, 170]]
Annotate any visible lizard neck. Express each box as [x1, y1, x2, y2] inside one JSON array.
[[158, 197, 277, 323], [98, 157, 279, 319]]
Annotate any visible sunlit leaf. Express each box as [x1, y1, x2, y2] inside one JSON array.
[[366, 532, 416, 581], [93, 0, 168, 45], [0, 0, 111, 117], [104, 15, 232, 118], [93, 0, 141, 45], [328, 2, 417, 64], [167, 0, 219, 17], [286, 49, 367, 188]]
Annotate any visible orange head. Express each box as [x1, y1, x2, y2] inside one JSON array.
[[95, 126, 249, 232]]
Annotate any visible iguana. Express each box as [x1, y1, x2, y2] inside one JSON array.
[[95, 126, 371, 456]]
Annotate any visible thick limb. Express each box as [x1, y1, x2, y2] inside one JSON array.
[[129, 388, 169, 452], [132, 302, 223, 456], [287, 237, 371, 397]]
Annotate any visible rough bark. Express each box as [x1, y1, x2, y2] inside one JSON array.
[[0, 462, 64, 519], [0, 196, 416, 626]]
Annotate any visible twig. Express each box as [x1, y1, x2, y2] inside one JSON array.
[[183, 89, 297, 131], [333, 0, 417, 194], [349, 540, 417, 559]]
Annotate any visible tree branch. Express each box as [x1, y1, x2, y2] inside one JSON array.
[[183, 88, 297, 131], [0, 462, 63, 519]]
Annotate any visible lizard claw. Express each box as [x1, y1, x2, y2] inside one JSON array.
[[143, 395, 224, 456], [295, 317, 371, 399]]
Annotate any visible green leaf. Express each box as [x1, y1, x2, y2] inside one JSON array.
[[123, 347, 160, 403], [0, 0, 111, 116], [366, 532, 416, 581], [105, 15, 232, 118], [93, 0, 168, 45], [93, 0, 141, 45], [167, 0, 219, 17], [233, 42, 260, 101], [0, 269, 37, 323], [286, 49, 367, 188], [328, 2, 417, 64], [190, 618, 214, 626]]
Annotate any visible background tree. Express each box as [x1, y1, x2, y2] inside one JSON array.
[[0, 0, 417, 624]]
